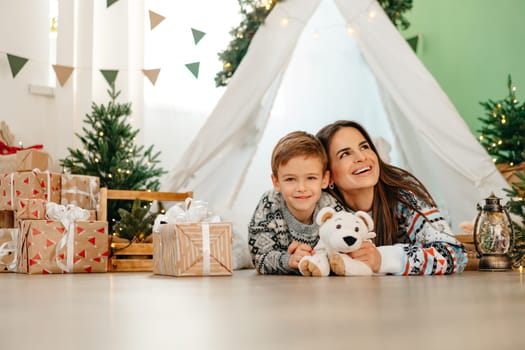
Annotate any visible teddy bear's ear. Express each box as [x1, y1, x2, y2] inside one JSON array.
[[355, 210, 374, 231], [316, 207, 335, 225]]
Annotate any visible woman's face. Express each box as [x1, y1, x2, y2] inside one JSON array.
[[328, 127, 380, 195]]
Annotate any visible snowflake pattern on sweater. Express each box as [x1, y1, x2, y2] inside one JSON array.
[[248, 189, 342, 275], [393, 190, 468, 275]]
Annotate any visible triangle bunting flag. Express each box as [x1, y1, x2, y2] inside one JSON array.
[[185, 62, 200, 79], [149, 10, 166, 30], [107, 0, 119, 8], [100, 69, 119, 86], [143, 68, 161, 85], [52, 65, 74, 86], [191, 28, 206, 45], [6, 53, 29, 78]]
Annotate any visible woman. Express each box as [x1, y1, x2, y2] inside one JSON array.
[[316, 120, 467, 275]]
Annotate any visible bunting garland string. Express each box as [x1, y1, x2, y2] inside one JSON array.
[[0, 6, 208, 87]]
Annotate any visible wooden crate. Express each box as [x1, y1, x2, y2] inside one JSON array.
[[110, 242, 153, 272], [99, 188, 193, 272]]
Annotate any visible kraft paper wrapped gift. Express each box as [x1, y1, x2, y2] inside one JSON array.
[[0, 154, 16, 173], [61, 174, 100, 210], [17, 219, 109, 274], [15, 198, 46, 220], [153, 222, 232, 276], [15, 149, 49, 171], [0, 228, 17, 272], [0, 171, 61, 210]]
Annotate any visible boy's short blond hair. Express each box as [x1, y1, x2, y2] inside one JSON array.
[[271, 131, 328, 177]]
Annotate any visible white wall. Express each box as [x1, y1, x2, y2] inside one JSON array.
[[0, 0, 240, 181], [0, 0, 144, 170]]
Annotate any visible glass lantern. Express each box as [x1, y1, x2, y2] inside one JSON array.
[[473, 192, 515, 271]]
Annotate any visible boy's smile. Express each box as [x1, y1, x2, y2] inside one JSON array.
[[271, 155, 329, 224]]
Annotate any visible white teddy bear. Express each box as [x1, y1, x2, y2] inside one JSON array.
[[299, 207, 376, 277]]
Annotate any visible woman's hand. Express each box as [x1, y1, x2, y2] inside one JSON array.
[[287, 241, 314, 269], [348, 241, 381, 273]]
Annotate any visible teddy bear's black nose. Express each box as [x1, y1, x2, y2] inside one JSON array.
[[343, 236, 357, 246]]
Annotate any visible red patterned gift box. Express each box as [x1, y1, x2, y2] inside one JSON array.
[[61, 174, 100, 210], [0, 171, 61, 210], [0, 228, 17, 272], [15, 198, 46, 220], [17, 220, 109, 274]]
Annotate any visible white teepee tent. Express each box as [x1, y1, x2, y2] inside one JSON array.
[[161, 0, 510, 234]]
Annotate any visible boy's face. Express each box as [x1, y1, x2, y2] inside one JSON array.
[[271, 155, 329, 224]]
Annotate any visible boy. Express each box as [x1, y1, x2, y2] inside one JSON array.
[[248, 131, 341, 274]]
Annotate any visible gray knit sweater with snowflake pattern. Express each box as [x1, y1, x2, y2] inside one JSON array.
[[248, 189, 342, 274]]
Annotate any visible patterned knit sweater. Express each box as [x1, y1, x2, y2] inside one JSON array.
[[248, 189, 342, 274], [248, 189, 468, 275], [381, 190, 468, 275]]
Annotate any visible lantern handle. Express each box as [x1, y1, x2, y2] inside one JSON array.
[[473, 203, 483, 257]]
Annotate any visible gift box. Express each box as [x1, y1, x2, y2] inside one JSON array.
[[0, 228, 17, 272], [15, 149, 49, 172], [0, 154, 16, 173], [15, 198, 46, 220], [17, 219, 109, 274], [0, 210, 14, 228], [153, 222, 232, 276], [61, 174, 100, 210], [0, 171, 61, 210]]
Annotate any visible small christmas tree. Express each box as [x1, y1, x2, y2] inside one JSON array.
[[113, 198, 157, 242], [60, 84, 166, 239], [504, 171, 525, 266], [478, 75, 525, 166]]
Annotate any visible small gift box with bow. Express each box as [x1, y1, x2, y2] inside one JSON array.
[[153, 198, 232, 277], [16, 203, 109, 274]]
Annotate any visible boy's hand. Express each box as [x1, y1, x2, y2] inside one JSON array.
[[287, 241, 314, 269]]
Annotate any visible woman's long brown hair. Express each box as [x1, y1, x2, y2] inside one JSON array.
[[316, 120, 436, 245]]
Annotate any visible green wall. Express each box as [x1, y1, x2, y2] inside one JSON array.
[[402, 0, 525, 135]]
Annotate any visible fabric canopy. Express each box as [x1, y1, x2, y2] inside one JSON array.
[[162, 0, 509, 232]]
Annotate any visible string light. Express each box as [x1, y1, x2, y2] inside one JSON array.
[[347, 26, 355, 35], [313, 31, 320, 40], [280, 17, 289, 27], [368, 10, 377, 19]]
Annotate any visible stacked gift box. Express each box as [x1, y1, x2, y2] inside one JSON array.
[[0, 148, 109, 274]]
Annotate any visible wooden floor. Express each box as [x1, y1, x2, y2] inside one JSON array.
[[2, 269, 525, 350]]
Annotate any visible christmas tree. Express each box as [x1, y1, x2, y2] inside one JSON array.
[[478, 75, 525, 166], [60, 84, 166, 239]]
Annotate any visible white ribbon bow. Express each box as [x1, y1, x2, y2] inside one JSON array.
[[46, 202, 90, 273]]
